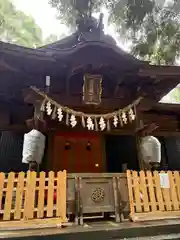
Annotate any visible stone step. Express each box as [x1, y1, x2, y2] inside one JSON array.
[[124, 233, 180, 240]]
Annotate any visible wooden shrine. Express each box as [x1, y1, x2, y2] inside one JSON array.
[[1, 15, 180, 234]]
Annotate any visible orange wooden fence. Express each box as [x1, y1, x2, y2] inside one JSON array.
[[0, 171, 67, 228], [127, 170, 180, 222]]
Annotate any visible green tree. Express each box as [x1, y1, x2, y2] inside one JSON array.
[[0, 0, 43, 48], [43, 33, 67, 45], [49, 0, 109, 30], [49, 0, 180, 65], [44, 34, 59, 44], [110, 0, 180, 102], [166, 87, 180, 103], [110, 0, 180, 65]]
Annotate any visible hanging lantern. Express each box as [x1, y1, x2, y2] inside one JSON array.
[[83, 73, 102, 105], [140, 136, 161, 165], [22, 129, 45, 165]]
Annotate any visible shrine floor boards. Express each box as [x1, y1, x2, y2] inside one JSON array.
[[1, 219, 180, 240]]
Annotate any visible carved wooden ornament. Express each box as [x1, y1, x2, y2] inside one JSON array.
[[83, 74, 102, 105]]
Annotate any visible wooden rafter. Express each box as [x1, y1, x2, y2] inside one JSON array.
[[139, 65, 180, 77], [113, 77, 124, 97]]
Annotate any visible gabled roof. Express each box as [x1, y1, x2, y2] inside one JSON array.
[[40, 28, 144, 67], [0, 29, 180, 110], [0, 28, 145, 81]]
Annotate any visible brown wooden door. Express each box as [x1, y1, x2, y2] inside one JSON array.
[[52, 132, 103, 173]]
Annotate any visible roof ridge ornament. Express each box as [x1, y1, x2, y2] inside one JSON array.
[[77, 14, 104, 42]]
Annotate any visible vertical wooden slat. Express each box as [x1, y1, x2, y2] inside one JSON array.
[[63, 171, 66, 221], [3, 172, 15, 220], [126, 170, 135, 215], [37, 171, 45, 219], [47, 171, 54, 217], [56, 171, 62, 218], [28, 171, 36, 219], [56, 170, 66, 222], [0, 173, 5, 212], [23, 171, 31, 219], [14, 172, 25, 220], [139, 171, 149, 212], [126, 170, 180, 221], [146, 171, 157, 212], [174, 171, 180, 204], [153, 171, 165, 211], [132, 171, 142, 212], [78, 177, 83, 226], [160, 171, 172, 211], [168, 171, 179, 211], [74, 176, 79, 225], [112, 177, 120, 222]]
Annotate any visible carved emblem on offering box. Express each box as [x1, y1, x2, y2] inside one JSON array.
[[91, 187, 105, 203]]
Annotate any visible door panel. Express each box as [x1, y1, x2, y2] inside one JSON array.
[[52, 132, 103, 173], [165, 136, 180, 170]]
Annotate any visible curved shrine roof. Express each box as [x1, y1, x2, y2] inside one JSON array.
[[0, 27, 145, 76], [40, 30, 142, 66], [1, 28, 180, 108]]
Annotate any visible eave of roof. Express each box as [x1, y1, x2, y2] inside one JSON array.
[[1, 40, 180, 108], [0, 40, 144, 76], [151, 102, 180, 113], [0, 39, 143, 66]]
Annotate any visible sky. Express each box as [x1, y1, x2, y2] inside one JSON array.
[[13, 0, 168, 39], [13, 0, 68, 38], [13, 0, 130, 50], [13, 0, 112, 38], [12, 0, 178, 103]]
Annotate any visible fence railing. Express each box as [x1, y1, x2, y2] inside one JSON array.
[[0, 170, 67, 226], [3, 169, 180, 227], [127, 170, 180, 222]]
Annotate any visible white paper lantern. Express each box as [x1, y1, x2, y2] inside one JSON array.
[[22, 129, 45, 165], [141, 136, 161, 164]]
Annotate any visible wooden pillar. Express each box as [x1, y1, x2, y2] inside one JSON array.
[[135, 108, 144, 170], [34, 100, 44, 121], [135, 135, 144, 170]]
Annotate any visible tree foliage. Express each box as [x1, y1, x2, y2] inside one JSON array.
[[49, 0, 180, 65], [43, 33, 67, 45], [168, 87, 180, 102], [110, 0, 180, 65], [49, 0, 111, 30], [0, 0, 43, 48], [0, 0, 61, 48]]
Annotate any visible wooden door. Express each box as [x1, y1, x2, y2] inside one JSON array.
[[52, 132, 103, 173]]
